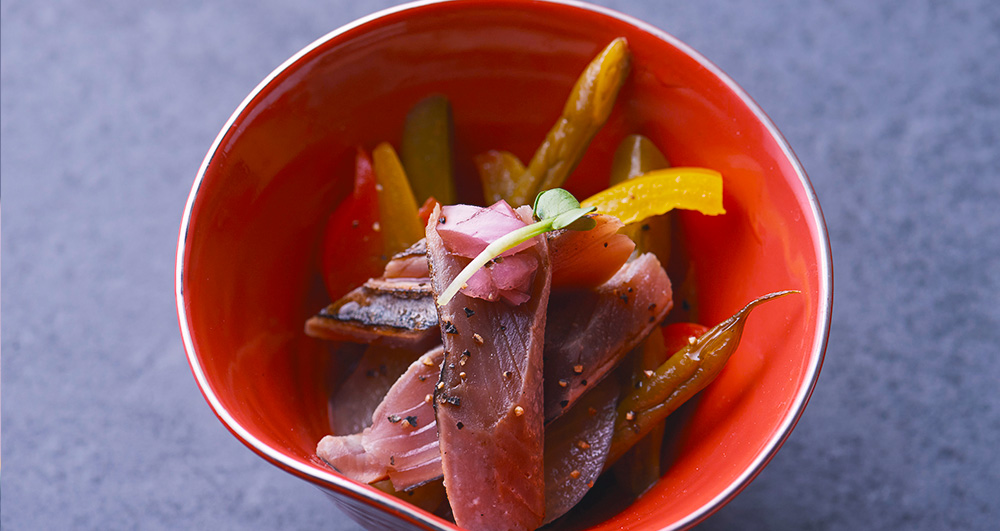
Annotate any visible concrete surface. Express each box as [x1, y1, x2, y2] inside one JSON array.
[[2, 0, 998, 529]]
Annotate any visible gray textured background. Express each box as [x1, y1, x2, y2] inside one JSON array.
[[2, 0, 998, 529]]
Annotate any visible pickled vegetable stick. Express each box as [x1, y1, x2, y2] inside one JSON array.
[[509, 37, 632, 205], [474, 149, 525, 205], [373, 142, 424, 256], [401, 95, 456, 205]]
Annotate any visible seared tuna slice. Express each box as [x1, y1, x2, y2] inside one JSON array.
[[543, 253, 672, 423], [318, 346, 445, 491], [542, 377, 619, 524], [329, 345, 423, 435], [427, 204, 551, 531]]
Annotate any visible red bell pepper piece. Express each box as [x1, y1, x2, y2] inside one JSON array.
[[661, 322, 711, 355], [321, 148, 386, 300], [417, 196, 439, 226]]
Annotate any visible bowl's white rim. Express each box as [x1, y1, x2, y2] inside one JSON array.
[[175, 1, 833, 529]]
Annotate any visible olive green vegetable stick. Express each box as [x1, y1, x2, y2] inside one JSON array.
[[509, 37, 632, 206], [401, 94, 456, 205]]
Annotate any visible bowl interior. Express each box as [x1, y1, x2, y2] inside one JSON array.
[[179, 1, 829, 529]]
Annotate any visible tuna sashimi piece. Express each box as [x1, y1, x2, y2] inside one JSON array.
[[365, 345, 445, 490], [542, 376, 620, 524], [329, 345, 423, 435], [548, 214, 634, 289], [427, 203, 551, 531], [543, 253, 672, 423], [437, 201, 541, 304], [317, 346, 445, 491], [317, 432, 385, 484], [383, 238, 431, 279]]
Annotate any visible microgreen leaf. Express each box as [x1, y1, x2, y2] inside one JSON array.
[[534, 188, 583, 221], [436, 189, 596, 306]]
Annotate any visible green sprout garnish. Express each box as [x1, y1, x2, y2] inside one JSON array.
[[436, 189, 597, 306]]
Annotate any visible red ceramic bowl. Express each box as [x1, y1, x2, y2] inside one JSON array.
[[176, 1, 832, 529]]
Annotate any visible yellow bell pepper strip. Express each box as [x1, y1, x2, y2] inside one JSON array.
[[474, 149, 526, 205], [400, 95, 457, 205], [508, 37, 632, 206], [372, 142, 424, 256], [606, 291, 797, 466], [581, 167, 725, 225]]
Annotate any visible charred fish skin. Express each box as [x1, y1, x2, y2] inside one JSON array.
[[543, 253, 673, 424], [427, 204, 550, 531], [305, 276, 439, 348]]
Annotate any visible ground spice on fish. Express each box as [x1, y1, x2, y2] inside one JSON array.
[[405, 416, 418, 428], [558, 379, 569, 388], [573, 365, 584, 374], [443, 321, 458, 334], [576, 440, 591, 450], [514, 405, 525, 416], [472, 333, 484, 345], [457, 422, 464, 430], [388, 414, 402, 423], [464, 307, 475, 317], [570, 470, 581, 479]]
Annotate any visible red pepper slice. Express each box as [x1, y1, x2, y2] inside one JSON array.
[[321, 148, 386, 300], [417, 196, 439, 226], [661, 322, 711, 355]]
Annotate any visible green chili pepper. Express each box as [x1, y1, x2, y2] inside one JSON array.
[[606, 290, 798, 466], [400, 95, 456, 205], [509, 37, 632, 206]]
